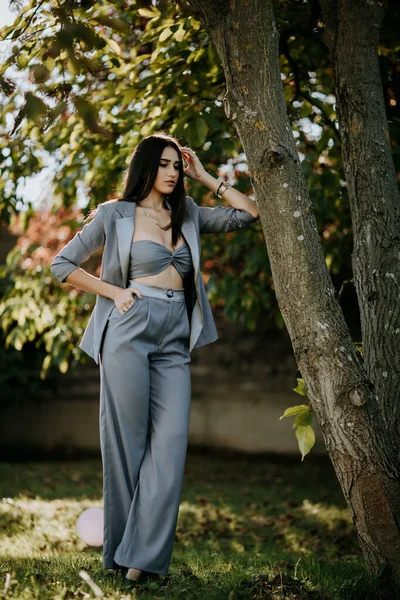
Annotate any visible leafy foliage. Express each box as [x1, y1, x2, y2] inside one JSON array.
[[0, 0, 398, 380], [0, 207, 102, 377]]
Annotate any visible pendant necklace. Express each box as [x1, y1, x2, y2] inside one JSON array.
[[137, 200, 172, 231]]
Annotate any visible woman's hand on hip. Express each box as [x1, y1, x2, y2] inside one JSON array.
[[113, 287, 143, 315]]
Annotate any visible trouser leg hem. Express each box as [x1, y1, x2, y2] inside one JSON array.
[[112, 557, 169, 576], [104, 557, 121, 570]]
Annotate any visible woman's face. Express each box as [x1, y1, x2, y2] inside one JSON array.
[[153, 146, 181, 196]]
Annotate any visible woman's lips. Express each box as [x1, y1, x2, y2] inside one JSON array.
[[166, 182, 175, 185]]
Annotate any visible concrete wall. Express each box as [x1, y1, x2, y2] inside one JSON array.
[[0, 317, 326, 457]]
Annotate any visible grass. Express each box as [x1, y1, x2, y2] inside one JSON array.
[[0, 447, 388, 599]]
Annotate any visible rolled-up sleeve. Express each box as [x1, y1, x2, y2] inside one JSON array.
[[186, 196, 259, 234], [50, 204, 105, 283]]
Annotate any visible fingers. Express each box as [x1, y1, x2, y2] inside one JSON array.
[[181, 147, 197, 158], [131, 288, 143, 299], [117, 288, 143, 314], [119, 299, 134, 314]]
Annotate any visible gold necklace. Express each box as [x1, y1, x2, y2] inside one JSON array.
[[137, 201, 172, 231]]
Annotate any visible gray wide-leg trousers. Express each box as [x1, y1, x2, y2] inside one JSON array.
[[98, 280, 191, 575]]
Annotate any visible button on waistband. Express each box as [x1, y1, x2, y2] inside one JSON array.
[[127, 281, 185, 301]]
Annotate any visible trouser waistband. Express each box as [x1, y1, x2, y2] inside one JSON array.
[[127, 280, 185, 301]]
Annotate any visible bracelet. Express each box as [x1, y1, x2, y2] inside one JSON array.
[[216, 180, 232, 198]]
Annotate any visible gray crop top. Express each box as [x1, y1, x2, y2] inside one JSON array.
[[128, 240, 193, 280]]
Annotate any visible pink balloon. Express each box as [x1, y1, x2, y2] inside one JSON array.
[[76, 508, 104, 546]]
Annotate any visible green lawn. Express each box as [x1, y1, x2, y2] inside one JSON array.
[[0, 448, 387, 599]]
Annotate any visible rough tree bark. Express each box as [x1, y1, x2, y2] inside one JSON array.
[[186, 0, 400, 592], [316, 2, 400, 579]]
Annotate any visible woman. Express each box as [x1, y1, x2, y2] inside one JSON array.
[[50, 133, 259, 584]]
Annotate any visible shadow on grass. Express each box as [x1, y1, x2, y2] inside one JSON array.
[[0, 555, 393, 600], [0, 447, 394, 599]]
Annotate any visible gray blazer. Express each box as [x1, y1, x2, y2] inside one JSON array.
[[50, 195, 258, 364]]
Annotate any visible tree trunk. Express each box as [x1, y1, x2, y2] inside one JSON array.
[[187, 0, 400, 591], [317, 0, 400, 584]]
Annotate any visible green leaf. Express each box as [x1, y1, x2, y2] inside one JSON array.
[[25, 92, 48, 120], [316, 129, 332, 153], [92, 15, 131, 34], [186, 117, 208, 147], [103, 37, 121, 56], [30, 64, 50, 83], [59, 359, 69, 373], [136, 74, 157, 89], [279, 404, 309, 420], [293, 378, 307, 396], [137, 7, 161, 18], [174, 25, 186, 43], [293, 411, 313, 428], [295, 425, 316, 461], [73, 97, 97, 125], [159, 27, 173, 42], [68, 56, 82, 75], [41, 354, 51, 372], [299, 100, 312, 118], [16, 51, 31, 68]]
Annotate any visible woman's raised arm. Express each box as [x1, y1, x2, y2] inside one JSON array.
[[181, 146, 259, 234]]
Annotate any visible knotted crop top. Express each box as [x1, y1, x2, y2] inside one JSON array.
[[128, 240, 193, 280]]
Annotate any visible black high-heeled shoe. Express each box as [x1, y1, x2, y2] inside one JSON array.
[[113, 563, 128, 577]]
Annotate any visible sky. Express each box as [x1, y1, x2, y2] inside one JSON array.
[[0, 0, 14, 26], [1, 0, 61, 209]]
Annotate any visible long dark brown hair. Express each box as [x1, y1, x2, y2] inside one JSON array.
[[86, 132, 187, 247], [118, 132, 186, 247]]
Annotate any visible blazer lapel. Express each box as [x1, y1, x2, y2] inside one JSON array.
[[115, 198, 199, 287]]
